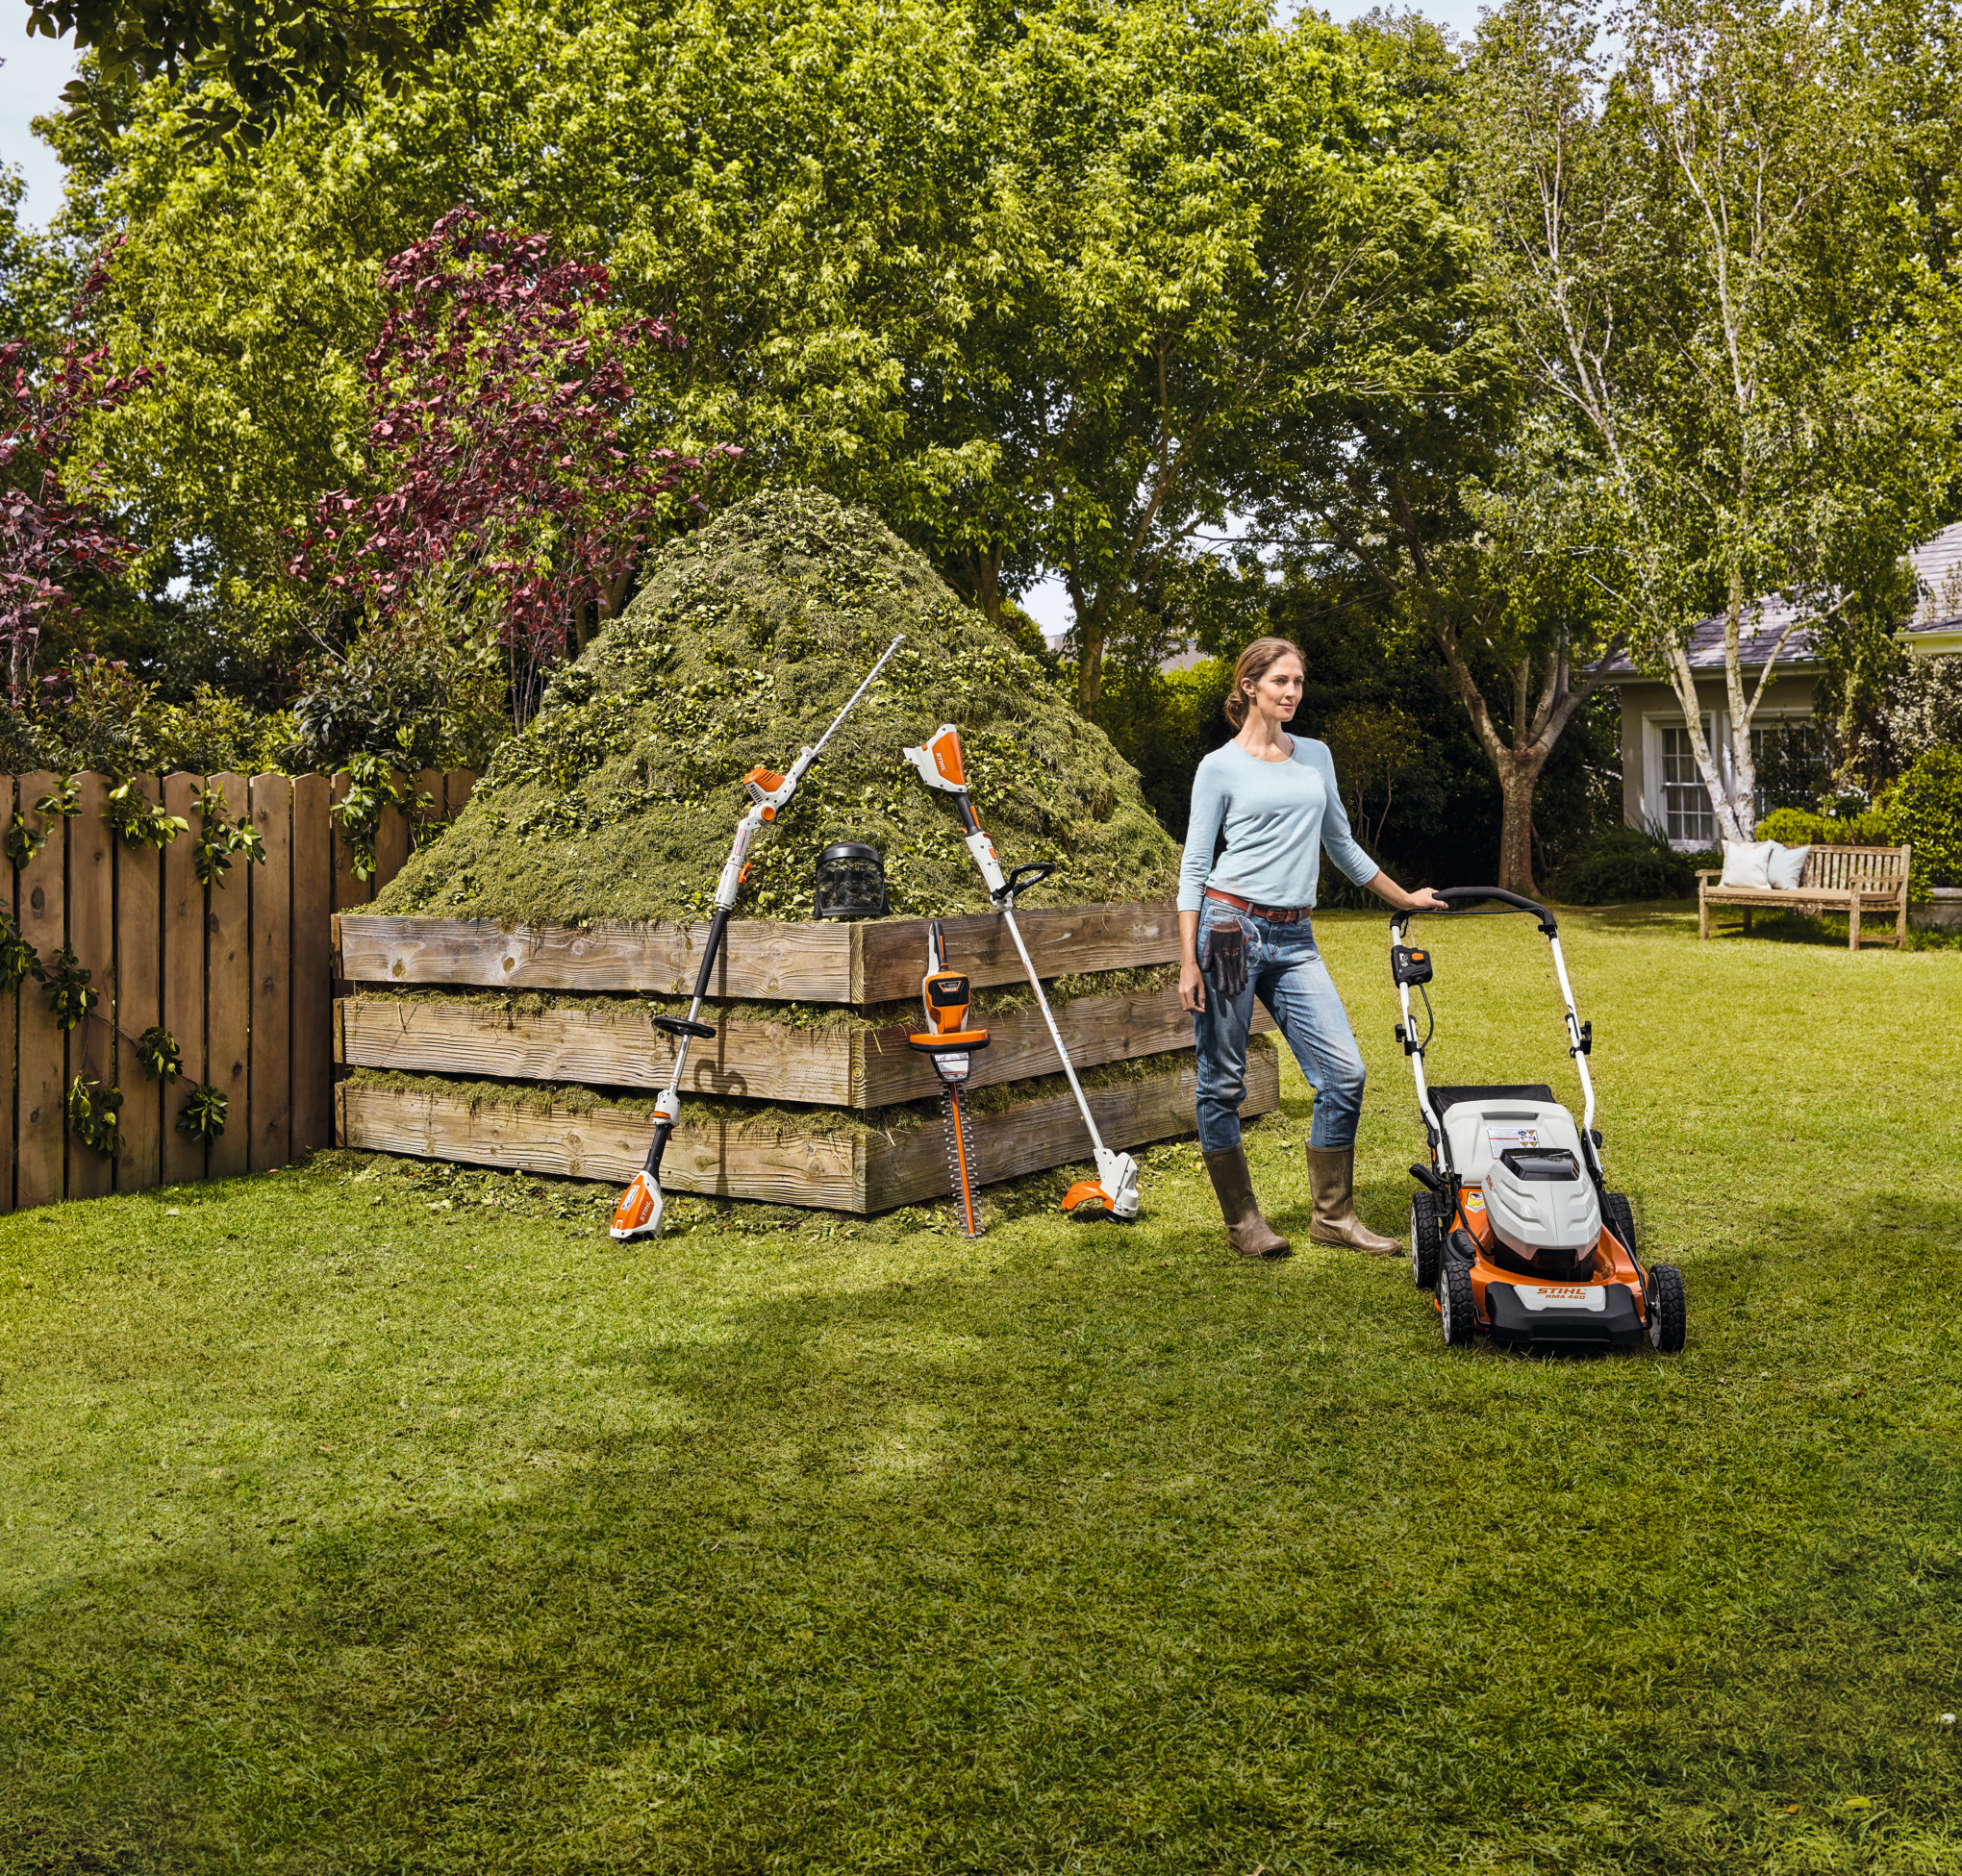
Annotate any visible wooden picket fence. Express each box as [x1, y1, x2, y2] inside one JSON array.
[[0, 767, 476, 1213]]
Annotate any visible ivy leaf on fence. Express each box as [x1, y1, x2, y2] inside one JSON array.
[[192, 786, 266, 887], [177, 1082, 228, 1139], [0, 907, 38, 991], [5, 810, 50, 868], [33, 775, 83, 822], [66, 1075, 124, 1158], [136, 1024, 183, 1083], [32, 940, 98, 1030], [104, 779, 189, 851]]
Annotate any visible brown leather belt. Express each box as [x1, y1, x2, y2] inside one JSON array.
[[1205, 887, 1313, 925]]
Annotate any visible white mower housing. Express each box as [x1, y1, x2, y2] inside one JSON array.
[[1440, 1097, 1600, 1263]]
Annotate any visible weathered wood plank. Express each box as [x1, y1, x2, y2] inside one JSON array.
[[338, 1045, 1279, 1213], [15, 771, 66, 1209], [64, 772, 115, 1201], [290, 773, 335, 1152], [161, 773, 206, 1186], [855, 901, 1179, 1002], [445, 770, 478, 816], [862, 1043, 1281, 1212], [205, 773, 252, 1180], [113, 775, 164, 1195], [248, 774, 292, 1171], [334, 902, 1174, 1003], [337, 914, 857, 1001], [336, 985, 1265, 1109]]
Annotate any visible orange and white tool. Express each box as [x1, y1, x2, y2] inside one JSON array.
[[902, 723, 1141, 1221], [610, 633, 905, 1241], [908, 920, 990, 1238]]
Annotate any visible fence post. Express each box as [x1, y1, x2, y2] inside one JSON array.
[[16, 770, 66, 1209], [115, 775, 164, 1195], [291, 773, 335, 1153], [0, 777, 16, 1213], [161, 772, 206, 1188], [205, 773, 251, 1181], [66, 773, 114, 1202], [248, 774, 293, 1171]]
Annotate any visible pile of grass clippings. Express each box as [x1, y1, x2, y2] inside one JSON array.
[[372, 488, 1180, 926]]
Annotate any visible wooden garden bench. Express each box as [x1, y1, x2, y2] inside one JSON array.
[[1697, 843, 1911, 951]]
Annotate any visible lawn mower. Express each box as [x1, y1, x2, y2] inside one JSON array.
[[1390, 887, 1686, 1354]]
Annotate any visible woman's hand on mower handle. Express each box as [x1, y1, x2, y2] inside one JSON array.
[[1405, 887, 1447, 912]]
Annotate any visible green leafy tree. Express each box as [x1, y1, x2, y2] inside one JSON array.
[[22, 0, 488, 140], [39, 0, 1484, 724], [1466, 0, 1960, 845]]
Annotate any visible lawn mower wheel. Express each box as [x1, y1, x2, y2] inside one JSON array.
[[1648, 1263, 1686, 1354], [1410, 1190, 1443, 1291], [1439, 1258, 1477, 1347]]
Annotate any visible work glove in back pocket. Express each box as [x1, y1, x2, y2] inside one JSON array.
[[1198, 921, 1248, 1000]]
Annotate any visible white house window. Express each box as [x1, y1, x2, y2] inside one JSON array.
[[1659, 725, 1716, 844], [1750, 716, 1825, 819]]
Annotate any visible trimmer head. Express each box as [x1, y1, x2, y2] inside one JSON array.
[[1062, 1147, 1141, 1221]]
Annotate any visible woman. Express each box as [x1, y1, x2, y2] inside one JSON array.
[[1180, 637, 1445, 1258]]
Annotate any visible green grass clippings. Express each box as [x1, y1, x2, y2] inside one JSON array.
[[4, 906, 1960, 1872], [366, 488, 1179, 927]]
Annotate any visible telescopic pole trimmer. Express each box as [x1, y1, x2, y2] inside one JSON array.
[[909, 920, 990, 1238], [903, 723, 1142, 1221], [610, 634, 906, 1241]]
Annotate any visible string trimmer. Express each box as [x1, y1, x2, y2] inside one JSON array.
[[909, 920, 990, 1238], [610, 634, 906, 1240], [903, 722, 1141, 1221]]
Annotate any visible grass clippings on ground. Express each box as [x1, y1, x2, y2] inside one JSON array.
[[2, 905, 1959, 1873]]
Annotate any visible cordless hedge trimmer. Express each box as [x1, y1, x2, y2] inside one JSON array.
[[610, 634, 906, 1241], [903, 722, 1141, 1221], [909, 920, 990, 1238]]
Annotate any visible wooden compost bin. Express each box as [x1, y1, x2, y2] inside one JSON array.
[[332, 902, 1278, 1212]]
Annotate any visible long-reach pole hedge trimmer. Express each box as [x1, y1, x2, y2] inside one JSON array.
[[903, 722, 1141, 1221], [909, 919, 990, 1238], [610, 634, 906, 1241]]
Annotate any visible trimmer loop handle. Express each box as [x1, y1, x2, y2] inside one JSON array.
[[1396, 886, 1558, 938], [994, 861, 1057, 905]]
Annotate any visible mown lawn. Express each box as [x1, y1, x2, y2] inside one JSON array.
[[2, 904, 1959, 1874]]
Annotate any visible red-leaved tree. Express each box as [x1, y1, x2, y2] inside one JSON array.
[[294, 206, 735, 722], [1, 263, 156, 706]]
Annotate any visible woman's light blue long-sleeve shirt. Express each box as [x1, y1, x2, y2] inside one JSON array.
[[1175, 737, 1378, 913]]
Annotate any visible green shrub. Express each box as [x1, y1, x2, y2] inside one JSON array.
[[1885, 744, 1962, 895], [1752, 806, 1899, 848], [1552, 824, 1699, 904]]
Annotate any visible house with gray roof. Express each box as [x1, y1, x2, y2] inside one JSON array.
[[1612, 520, 1962, 846]]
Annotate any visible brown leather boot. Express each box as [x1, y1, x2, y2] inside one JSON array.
[[1202, 1145, 1292, 1258], [1306, 1145, 1401, 1255]]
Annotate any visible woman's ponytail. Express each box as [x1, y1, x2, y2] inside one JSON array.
[[1224, 636, 1306, 730]]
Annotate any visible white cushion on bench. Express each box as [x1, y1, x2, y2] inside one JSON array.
[[1720, 840, 1776, 889], [1767, 841, 1811, 889]]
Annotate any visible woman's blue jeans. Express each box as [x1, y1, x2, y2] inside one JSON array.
[[1193, 898, 1367, 1152]]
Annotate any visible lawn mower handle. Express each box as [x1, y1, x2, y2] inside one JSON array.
[[1392, 887, 1557, 937]]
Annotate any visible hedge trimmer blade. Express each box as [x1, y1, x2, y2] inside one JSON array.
[[941, 1081, 985, 1238]]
